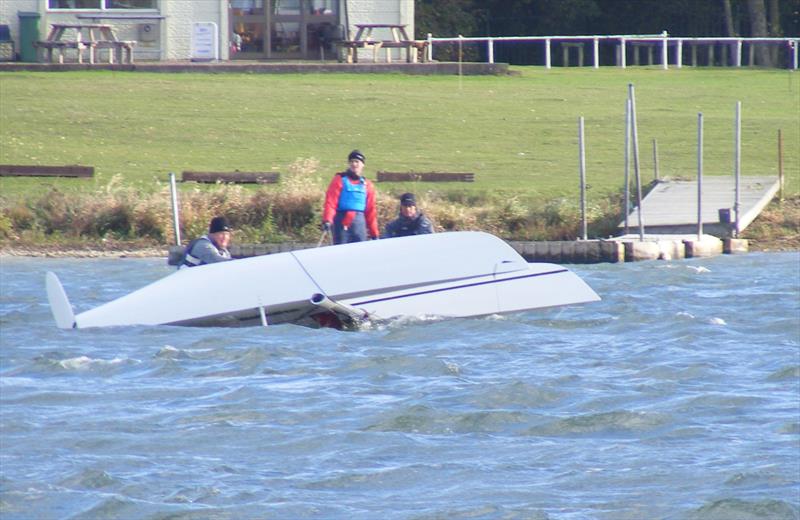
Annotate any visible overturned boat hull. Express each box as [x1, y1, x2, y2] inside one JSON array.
[[47, 232, 600, 330]]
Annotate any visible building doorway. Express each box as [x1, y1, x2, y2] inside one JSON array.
[[231, 0, 340, 60]]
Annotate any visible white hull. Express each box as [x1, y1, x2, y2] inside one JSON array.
[[47, 232, 600, 330]]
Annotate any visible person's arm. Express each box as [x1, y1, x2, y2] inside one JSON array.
[[383, 218, 397, 238], [419, 214, 435, 234], [365, 181, 380, 239], [192, 240, 231, 264], [322, 175, 342, 226]]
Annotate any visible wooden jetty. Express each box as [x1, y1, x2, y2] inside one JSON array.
[[619, 176, 779, 237]]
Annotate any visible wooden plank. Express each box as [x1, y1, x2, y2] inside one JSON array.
[[0, 164, 94, 178], [181, 171, 280, 184], [377, 171, 475, 182]]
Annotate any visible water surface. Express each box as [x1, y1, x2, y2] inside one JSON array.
[[1, 253, 798, 519]]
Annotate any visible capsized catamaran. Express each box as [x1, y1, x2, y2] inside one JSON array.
[[46, 232, 600, 331]]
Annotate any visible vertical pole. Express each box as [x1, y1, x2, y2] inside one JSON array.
[[169, 172, 181, 246], [793, 40, 798, 70], [735, 39, 742, 67], [652, 138, 660, 181], [458, 34, 463, 89], [661, 30, 669, 70], [488, 38, 494, 64], [676, 39, 683, 68], [697, 113, 704, 241], [620, 38, 627, 68], [545, 38, 551, 69], [593, 37, 599, 68], [734, 101, 741, 237], [778, 129, 785, 201], [624, 98, 631, 235], [579, 116, 588, 240], [629, 84, 644, 240]]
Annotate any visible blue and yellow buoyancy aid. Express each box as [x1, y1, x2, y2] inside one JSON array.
[[337, 175, 367, 212]]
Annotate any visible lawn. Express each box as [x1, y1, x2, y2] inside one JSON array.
[[1, 66, 797, 203]]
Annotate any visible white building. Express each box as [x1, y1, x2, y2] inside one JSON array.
[[0, 0, 414, 61]]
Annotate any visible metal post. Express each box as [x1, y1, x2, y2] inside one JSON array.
[[676, 39, 683, 68], [661, 30, 669, 70], [620, 38, 627, 68], [169, 172, 181, 246], [779, 129, 785, 201], [652, 138, 660, 181], [488, 38, 494, 64], [593, 38, 599, 68], [734, 101, 741, 237], [735, 39, 742, 67], [624, 98, 631, 235], [579, 116, 588, 240], [427, 33, 433, 62], [629, 84, 644, 240], [458, 34, 463, 81], [793, 40, 798, 70], [545, 38, 551, 69], [697, 113, 704, 241]]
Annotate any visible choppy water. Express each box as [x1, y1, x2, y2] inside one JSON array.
[[1, 252, 798, 520]]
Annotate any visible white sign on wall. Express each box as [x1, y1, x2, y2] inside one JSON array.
[[192, 22, 218, 61]]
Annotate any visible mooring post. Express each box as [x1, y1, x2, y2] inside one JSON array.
[[697, 113, 704, 241], [652, 138, 660, 181], [624, 98, 631, 235], [579, 116, 588, 240], [545, 38, 551, 69], [734, 101, 742, 237], [778, 128, 785, 201], [169, 172, 181, 246], [629, 84, 644, 240]]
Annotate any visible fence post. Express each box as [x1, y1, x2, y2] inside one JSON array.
[[697, 113, 704, 241], [734, 102, 741, 237], [735, 39, 742, 67], [593, 37, 599, 68], [779, 129, 785, 201], [488, 38, 494, 64], [793, 40, 798, 69], [545, 38, 551, 69], [661, 30, 669, 69], [676, 39, 683, 68], [652, 138, 660, 181], [579, 116, 588, 240]]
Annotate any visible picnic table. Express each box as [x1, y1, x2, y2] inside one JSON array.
[[338, 23, 428, 63], [35, 23, 135, 64]]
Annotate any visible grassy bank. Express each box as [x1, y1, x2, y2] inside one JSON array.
[[1, 67, 797, 246]]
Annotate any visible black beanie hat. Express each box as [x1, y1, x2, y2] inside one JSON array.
[[348, 150, 365, 163], [209, 216, 232, 234], [400, 193, 416, 206]]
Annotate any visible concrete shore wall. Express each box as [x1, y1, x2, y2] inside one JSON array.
[[167, 237, 748, 266]]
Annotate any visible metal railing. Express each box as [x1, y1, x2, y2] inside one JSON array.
[[426, 31, 800, 70]]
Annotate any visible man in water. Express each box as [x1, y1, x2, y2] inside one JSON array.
[[180, 216, 233, 268], [383, 192, 434, 238]]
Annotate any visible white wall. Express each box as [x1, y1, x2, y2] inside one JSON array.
[[0, 0, 40, 48]]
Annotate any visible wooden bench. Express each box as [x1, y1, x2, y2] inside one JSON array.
[[0, 164, 94, 178], [377, 171, 475, 182], [34, 40, 94, 64], [181, 171, 280, 184], [95, 40, 136, 64], [337, 40, 382, 63]]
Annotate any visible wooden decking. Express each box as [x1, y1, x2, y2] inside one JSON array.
[[619, 176, 780, 237]]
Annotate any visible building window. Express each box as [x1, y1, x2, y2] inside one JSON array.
[[48, 0, 157, 9]]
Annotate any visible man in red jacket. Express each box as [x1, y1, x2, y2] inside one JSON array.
[[321, 150, 380, 244]]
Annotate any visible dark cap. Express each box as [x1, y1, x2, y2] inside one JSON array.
[[209, 216, 232, 234], [400, 193, 416, 206], [348, 150, 365, 163]]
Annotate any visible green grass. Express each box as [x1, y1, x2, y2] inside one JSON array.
[[0, 67, 797, 244], [1, 67, 797, 200]]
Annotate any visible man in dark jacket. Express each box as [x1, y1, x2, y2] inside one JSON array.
[[180, 216, 233, 268], [384, 193, 434, 238]]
